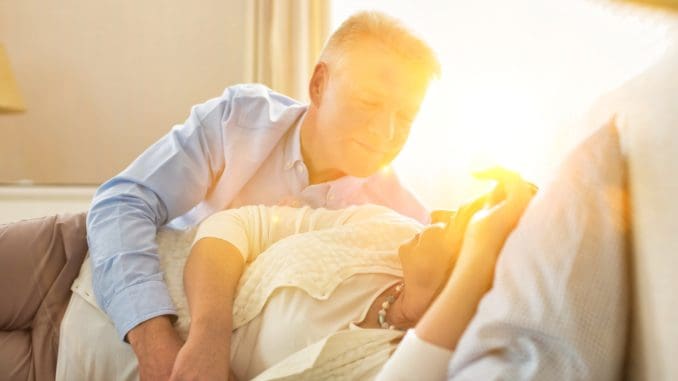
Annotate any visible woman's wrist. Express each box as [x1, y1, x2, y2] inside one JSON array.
[[189, 315, 233, 342], [456, 230, 504, 268], [444, 242, 498, 297]]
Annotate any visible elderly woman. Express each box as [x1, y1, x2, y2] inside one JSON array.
[[167, 168, 534, 381], [174, 172, 532, 379]]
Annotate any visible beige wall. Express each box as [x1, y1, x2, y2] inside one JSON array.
[[0, 185, 95, 224], [0, 0, 246, 184]]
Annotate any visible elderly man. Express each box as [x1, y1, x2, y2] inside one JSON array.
[[84, 11, 440, 380]]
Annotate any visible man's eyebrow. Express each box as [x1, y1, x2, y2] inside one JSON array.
[[352, 88, 420, 116], [348, 82, 386, 99], [349, 84, 419, 115]]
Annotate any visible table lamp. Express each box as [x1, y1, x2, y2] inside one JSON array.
[[0, 44, 26, 113]]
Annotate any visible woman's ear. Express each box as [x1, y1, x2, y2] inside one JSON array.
[[308, 62, 328, 107]]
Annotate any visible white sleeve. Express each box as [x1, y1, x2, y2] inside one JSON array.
[[376, 329, 453, 381], [192, 204, 395, 263]]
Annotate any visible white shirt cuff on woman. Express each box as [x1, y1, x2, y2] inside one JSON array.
[[375, 329, 454, 381]]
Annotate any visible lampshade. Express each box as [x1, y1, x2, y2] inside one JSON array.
[[0, 44, 26, 113]]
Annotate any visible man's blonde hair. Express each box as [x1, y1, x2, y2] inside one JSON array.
[[320, 11, 441, 80]]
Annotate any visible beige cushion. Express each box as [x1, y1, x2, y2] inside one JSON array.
[[581, 31, 678, 377], [448, 121, 629, 380]]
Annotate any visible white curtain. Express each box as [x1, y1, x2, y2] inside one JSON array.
[[244, 0, 331, 101]]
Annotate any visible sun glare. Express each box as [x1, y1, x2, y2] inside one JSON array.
[[380, 165, 392, 175], [332, 0, 669, 209]]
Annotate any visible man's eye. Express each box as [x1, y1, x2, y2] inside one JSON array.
[[359, 99, 378, 108]]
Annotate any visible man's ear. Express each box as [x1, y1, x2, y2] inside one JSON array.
[[308, 62, 328, 107]]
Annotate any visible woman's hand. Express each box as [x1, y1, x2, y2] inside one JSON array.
[[458, 167, 536, 267], [441, 192, 493, 267], [169, 323, 240, 381], [412, 167, 536, 351], [169, 327, 233, 381], [396, 184, 505, 323]]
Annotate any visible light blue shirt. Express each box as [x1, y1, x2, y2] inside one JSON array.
[[86, 84, 429, 341]]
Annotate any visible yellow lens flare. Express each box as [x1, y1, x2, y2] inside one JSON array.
[[336, 0, 669, 210], [454, 86, 546, 178]]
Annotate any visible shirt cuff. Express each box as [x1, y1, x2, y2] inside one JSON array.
[[105, 279, 178, 342], [376, 329, 454, 381]]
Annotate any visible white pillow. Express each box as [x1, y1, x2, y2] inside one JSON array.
[[448, 120, 629, 380], [56, 292, 139, 381]]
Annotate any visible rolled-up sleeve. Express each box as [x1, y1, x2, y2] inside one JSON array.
[[86, 90, 232, 341]]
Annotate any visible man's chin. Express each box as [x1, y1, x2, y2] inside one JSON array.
[[343, 161, 388, 178], [339, 147, 395, 178]]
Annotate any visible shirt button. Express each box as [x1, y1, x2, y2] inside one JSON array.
[[295, 164, 304, 174]]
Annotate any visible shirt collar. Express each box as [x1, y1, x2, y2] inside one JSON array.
[[283, 106, 307, 170]]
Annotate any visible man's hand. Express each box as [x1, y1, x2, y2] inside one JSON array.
[[127, 315, 184, 381]]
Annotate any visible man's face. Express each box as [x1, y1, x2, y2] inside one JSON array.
[[314, 39, 430, 178]]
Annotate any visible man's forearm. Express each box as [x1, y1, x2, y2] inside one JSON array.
[[127, 315, 184, 381], [127, 315, 176, 346]]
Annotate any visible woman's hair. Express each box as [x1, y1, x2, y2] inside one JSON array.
[[320, 11, 441, 80]]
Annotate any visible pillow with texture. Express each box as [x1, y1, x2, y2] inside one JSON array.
[[448, 120, 629, 381]]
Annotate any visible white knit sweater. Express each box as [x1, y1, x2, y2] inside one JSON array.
[[192, 205, 422, 329]]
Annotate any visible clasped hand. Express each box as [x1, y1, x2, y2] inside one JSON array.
[[398, 167, 536, 322]]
